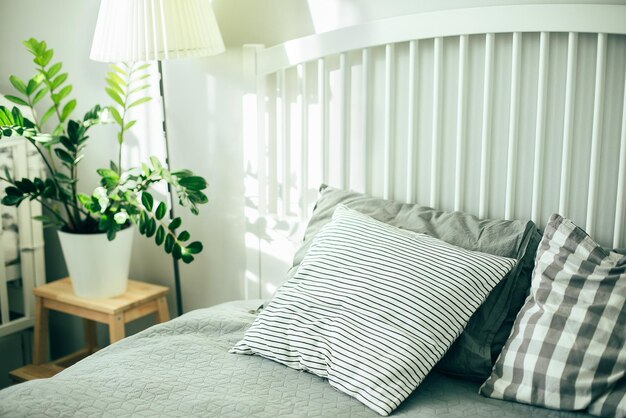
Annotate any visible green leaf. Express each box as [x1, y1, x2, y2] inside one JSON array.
[[53, 172, 75, 183], [172, 243, 182, 260], [186, 241, 203, 254], [146, 218, 157, 237], [96, 168, 119, 179], [51, 73, 68, 90], [141, 192, 154, 211], [60, 99, 76, 122], [9, 76, 27, 95], [109, 160, 119, 173], [5, 186, 22, 196], [187, 190, 209, 204], [149, 156, 162, 170], [164, 234, 175, 254], [54, 148, 74, 165], [56, 85, 72, 102], [15, 178, 36, 193], [181, 253, 195, 264], [105, 88, 124, 107], [128, 84, 150, 95], [128, 96, 151, 109], [83, 104, 102, 123], [32, 214, 60, 227], [172, 169, 192, 178], [22, 38, 40, 55], [77, 193, 92, 206], [40, 105, 56, 126], [107, 228, 117, 241], [155, 226, 165, 245], [139, 211, 148, 234], [177, 231, 190, 241], [26, 79, 38, 96], [2, 195, 25, 206], [47, 62, 62, 78], [109, 106, 123, 126], [110, 64, 127, 77], [41, 49, 54, 67], [133, 63, 151, 72], [59, 135, 75, 151], [155, 202, 167, 220], [124, 120, 136, 131], [178, 176, 207, 191], [97, 168, 120, 188], [168, 217, 181, 230], [32, 86, 49, 105], [4, 95, 28, 107], [105, 76, 125, 95], [51, 124, 64, 137]]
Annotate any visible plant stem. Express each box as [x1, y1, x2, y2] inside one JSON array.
[[26, 139, 78, 230]]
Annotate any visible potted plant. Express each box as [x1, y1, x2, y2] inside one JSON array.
[[0, 38, 207, 298]]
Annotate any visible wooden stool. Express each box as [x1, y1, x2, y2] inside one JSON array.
[[10, 278, 169, 382]]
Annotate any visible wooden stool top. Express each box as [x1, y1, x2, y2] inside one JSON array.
[[33, 278, 169, 315]]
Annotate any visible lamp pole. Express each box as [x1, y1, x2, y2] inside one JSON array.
[[157, 60, 184, 317]]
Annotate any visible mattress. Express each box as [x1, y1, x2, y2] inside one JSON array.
[[0, 300, 590, 417]]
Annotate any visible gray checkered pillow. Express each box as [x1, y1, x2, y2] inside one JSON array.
[[480, 214, 626, 417]]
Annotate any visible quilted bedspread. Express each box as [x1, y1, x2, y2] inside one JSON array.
[[0, 300, 589, 417]]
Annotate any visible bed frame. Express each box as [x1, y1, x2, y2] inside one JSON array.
[[243, 4, 626, 299]]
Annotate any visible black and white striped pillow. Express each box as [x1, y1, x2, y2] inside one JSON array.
[[480, 214, 626, 417], [231, 205, 516, 416]]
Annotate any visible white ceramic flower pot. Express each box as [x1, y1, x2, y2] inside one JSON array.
[[58, 227, 134, 298]]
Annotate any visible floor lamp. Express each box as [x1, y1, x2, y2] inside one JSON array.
[[89, 0, 225, 316]]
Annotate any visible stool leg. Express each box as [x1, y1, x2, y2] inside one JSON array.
[[33, 296, 48, 365], [108, 314, 125, 343], [156, 297, 170, 323], [83, 319, 98, 354]]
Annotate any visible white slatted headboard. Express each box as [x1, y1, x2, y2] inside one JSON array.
[[243, 4, 626, 299]]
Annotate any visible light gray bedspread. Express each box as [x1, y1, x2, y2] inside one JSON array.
[[0, 300, 589, 417]]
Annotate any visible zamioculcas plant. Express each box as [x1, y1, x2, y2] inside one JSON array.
[[0, 38, 206, 263]]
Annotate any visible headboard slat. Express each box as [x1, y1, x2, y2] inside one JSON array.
[[479, 33, 495, 219], [298, 63, 309, 219], [383, 44, 395, 200], [430, 37, 443, 208], [406, 40, 418, 203], [558, 32, 578, 216], [361, 49, 371, 194], [586, 32, 608, 236], [339, 53, 350, 190], [531, 32, 550, 225], [615, 68, 626, 248], [454, 35, 468, 212], [505, 32, 522, 220]]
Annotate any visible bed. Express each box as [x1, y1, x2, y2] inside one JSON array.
[[2, 3, 626, 417]]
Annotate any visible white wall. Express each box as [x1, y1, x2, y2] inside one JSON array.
[[1, 0, 624, 316]]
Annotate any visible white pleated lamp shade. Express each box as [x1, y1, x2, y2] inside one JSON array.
[[90, 0, 225, 62]]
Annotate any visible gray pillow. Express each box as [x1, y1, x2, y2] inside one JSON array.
[[284, 185, 541, 381]]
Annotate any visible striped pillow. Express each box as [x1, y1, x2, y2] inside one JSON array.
[[480, 214, 626, 417], [232, 205, 516, 415]]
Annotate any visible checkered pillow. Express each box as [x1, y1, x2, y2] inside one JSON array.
[[480, 214, 626, 417]]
